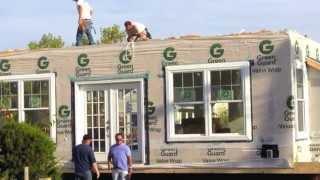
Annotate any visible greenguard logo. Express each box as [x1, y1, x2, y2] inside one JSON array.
[[306, 45, 310, 57], [78, 53, 90, 67], [210, 43, 224, 58], [286, 95, 294, 110], [148, 101, 156, 116], [259, 40, 274, 55], [38, 56, 49, 69], [59, 105, 70, 118], [118, 50, 134, 73], [295, 41, 299, 55], [316, 48, 319, 60], [0, 59, 10, 72], [119, 50, 132, 64], [163, 47, 177, 61], [76, 53, 91, 77]]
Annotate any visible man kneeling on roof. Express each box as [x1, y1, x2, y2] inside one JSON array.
[[124, 21, 152, 42]]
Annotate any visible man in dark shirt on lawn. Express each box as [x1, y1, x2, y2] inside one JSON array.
[[73, 134, 100, 180]]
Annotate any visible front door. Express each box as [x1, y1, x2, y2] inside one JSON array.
[[75, 80, 145, 163]]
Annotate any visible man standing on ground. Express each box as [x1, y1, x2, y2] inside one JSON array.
[[73, 134, 100, 180], [124, 20, 152, 42], [108, 133, 133, 180], [74, 0, 95, 46]]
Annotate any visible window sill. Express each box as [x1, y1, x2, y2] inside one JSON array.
[[167, 134, 252, 142], [295, 134, 308, 141]]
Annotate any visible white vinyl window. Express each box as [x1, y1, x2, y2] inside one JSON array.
[[295, 61, 308, 140], [0, 73, 56, 140], [166, 62, 252, 142]]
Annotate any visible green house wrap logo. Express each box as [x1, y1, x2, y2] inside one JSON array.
[[259, 40, 274, 55], [58, 105, 70, 118], [0, 59, 10, 72], [286, 95, 294, 110], [316, 48, 319, 60], [148, 101, 156, 116], [210, 43, 224, 58], [118, 50, 134, 73], [163, 47, 177, 61], [38, 56, 49, 69], [119, 50, 132, 64], [78, 53, 90, 67]]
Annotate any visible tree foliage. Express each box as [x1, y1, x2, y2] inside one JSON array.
[[100, 24, 125, 44], [80, 35, 90, 46], [28, 33, 65, 50], [0, 122, 61, 179]]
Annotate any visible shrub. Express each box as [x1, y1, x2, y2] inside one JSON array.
[[0, 121, 61, 179]]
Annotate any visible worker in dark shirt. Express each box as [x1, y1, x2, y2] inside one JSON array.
[[73, 134, 100, 180]]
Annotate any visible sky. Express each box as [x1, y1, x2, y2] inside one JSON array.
[[1, 0, 320, 51]]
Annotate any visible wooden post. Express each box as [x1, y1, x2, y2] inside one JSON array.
[[24, 166, 29, 180]]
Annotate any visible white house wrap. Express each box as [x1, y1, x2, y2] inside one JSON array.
[[1, 30, 320, 171]]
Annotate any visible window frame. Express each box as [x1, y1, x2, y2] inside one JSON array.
[[166, 62, 252, 142], [0, 73, 56, 141], [295, 61, 309, 140]]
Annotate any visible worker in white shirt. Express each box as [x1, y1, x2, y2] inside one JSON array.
[[74, 0, 95, 46], [124, 21, 152, 42]]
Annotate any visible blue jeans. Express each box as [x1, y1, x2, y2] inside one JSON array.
[[76, 19, 95, 46], [112, 169, 128, 180], [75, 170, 92, 180]]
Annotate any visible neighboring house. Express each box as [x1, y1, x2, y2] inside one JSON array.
[[0, 30, 320, 172]]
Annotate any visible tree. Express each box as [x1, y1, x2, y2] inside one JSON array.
[[28, 33, 65, 50], [0, 122, 61, 179], [80, 35, 90, 46], [100, 24, 125, 44]]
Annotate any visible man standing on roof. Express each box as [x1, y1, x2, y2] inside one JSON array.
[[74, 0, 95, 46], [124, 21, 152, 42]]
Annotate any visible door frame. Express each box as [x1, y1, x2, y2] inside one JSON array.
[[74, 78, 146, 164]]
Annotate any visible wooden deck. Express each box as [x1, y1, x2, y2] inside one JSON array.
[[63, 162, 320, 174]]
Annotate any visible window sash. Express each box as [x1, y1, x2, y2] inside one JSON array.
[[297, 100, 305, 133], [173, 103, 206, 135], [211, 101, 245, 134], [173, 72, 204, 103], [0, 81, 19, 109]]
